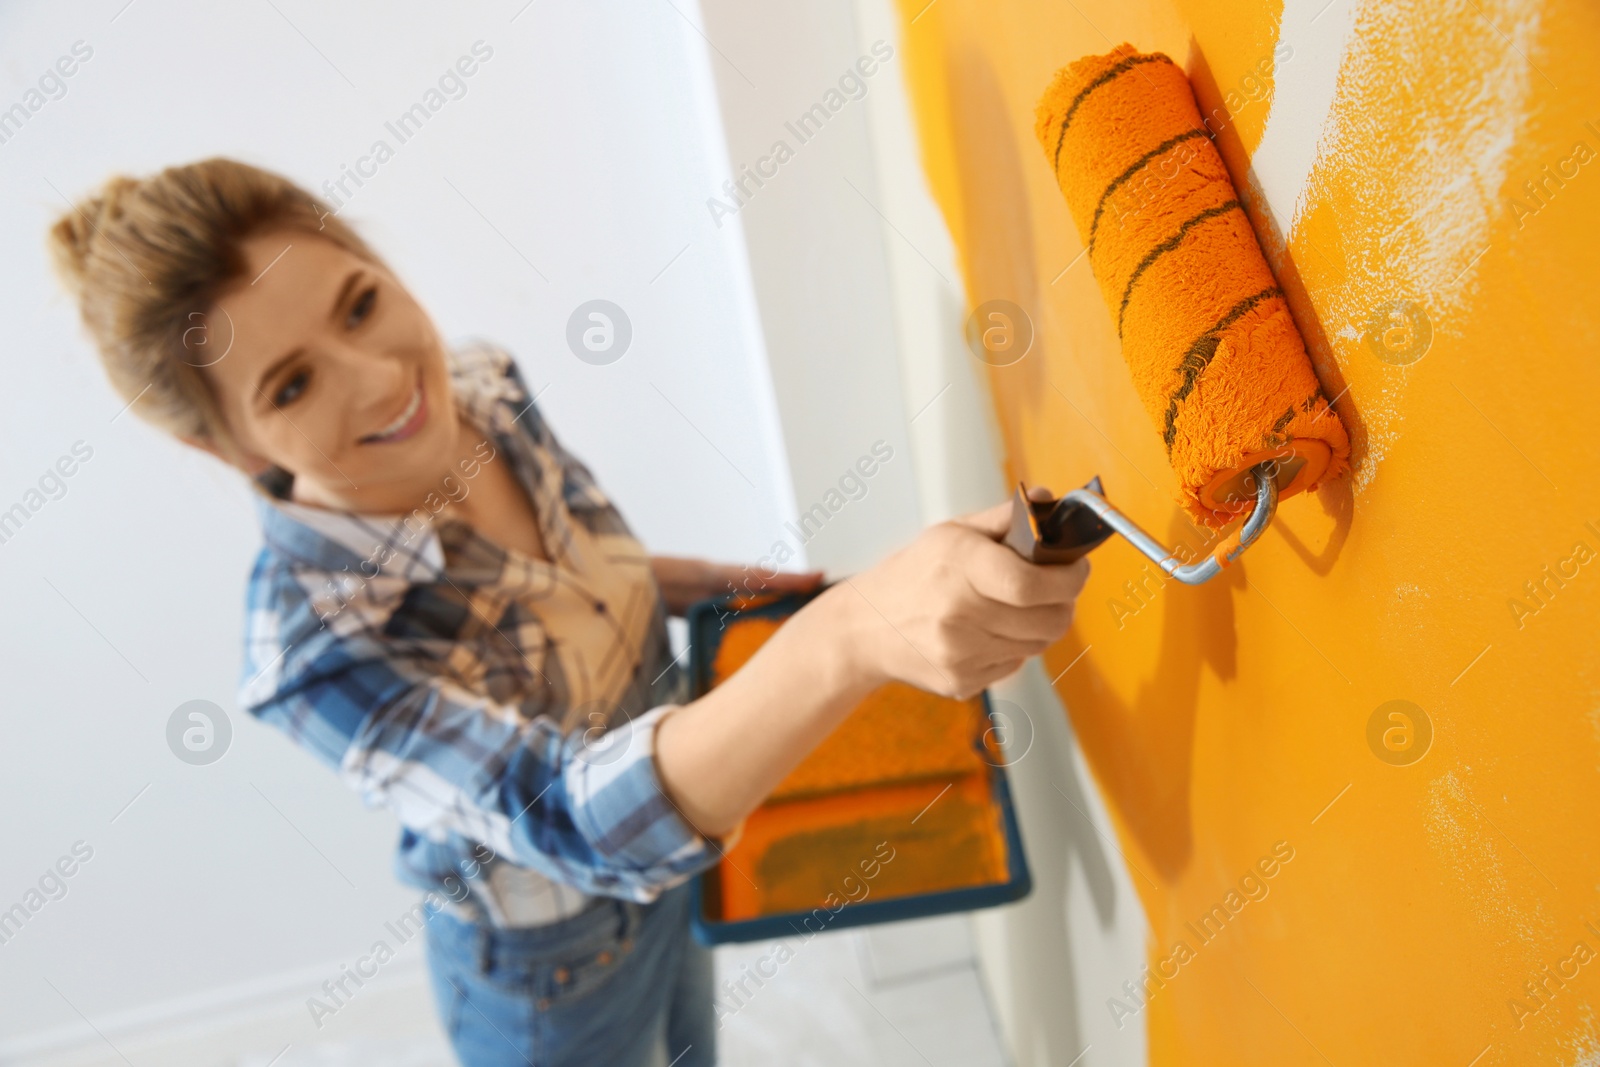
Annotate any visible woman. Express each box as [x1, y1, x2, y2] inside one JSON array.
[[47, 158, 1088, 1066]]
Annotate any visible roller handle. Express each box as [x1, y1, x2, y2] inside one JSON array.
[[1002, 464, 1280, 584], [1002, 477, 1116, 565]]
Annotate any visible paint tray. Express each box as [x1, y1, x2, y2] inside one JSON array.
[[684, 588, 1032, 945]]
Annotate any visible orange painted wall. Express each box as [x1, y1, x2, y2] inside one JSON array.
[[890, 0, 1600, 1062]]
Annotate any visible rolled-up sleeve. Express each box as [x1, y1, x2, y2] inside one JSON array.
[[249, 634, 720, 901], [564, 705, 714, 872]]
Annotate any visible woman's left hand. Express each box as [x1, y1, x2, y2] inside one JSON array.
[[649, 556, 826, 616]]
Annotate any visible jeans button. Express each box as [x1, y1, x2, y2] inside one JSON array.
[[537, 997, 551, 1011], [620, 937, 633, 954], [553, 966, 570, 984], [596, 950, 613, 965]]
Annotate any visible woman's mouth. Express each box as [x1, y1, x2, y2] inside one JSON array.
[[360, 378, 428, 444]]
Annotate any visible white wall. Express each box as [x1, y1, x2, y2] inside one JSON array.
[[694, 0, 1150, 1061], [694, 0, 926, 577], [0, 0, 799, 1055]]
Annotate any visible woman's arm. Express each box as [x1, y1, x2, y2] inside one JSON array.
[[654, 488, 1089, 836], [240, 486, 1081, 895], [243, 628, 725, 900], [648, 555, 825, 616]]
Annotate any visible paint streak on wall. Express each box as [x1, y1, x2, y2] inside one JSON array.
[[1293, 0, 1546, 496], [890, 0, 1600, 1063], [1173, 0, 1284, 154]]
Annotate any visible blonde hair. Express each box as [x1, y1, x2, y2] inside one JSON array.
[[46, 157, 381, 458]]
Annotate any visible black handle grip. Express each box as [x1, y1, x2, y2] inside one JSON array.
[[1002, 477, 1115, 565]]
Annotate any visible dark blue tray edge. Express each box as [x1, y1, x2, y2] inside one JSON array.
[[682, 589, 1035, 946]]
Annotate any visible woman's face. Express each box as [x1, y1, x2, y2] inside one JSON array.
[[200, 229, 461, 513]]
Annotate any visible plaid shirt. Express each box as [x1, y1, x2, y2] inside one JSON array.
[[238, 340, 718, 927]]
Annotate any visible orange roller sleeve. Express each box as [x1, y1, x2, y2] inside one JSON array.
[[1034, 44, 1349, 526]]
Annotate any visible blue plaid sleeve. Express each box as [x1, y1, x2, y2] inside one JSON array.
[[240, 564, 719, 902]]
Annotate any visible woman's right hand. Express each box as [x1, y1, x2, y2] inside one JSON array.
[[655, 485, 1091, 838], [827, 486, 1091, 700]]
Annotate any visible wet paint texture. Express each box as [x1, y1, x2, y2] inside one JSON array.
[[708, 613, 1009, 921], [722, 774, 1007, 920], [891, 0, 1600, 1062], [711, 617, 990, 800], [1035, 43, 1348, 524]]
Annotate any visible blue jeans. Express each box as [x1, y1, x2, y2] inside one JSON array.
[[422, 880, 715, 1066]]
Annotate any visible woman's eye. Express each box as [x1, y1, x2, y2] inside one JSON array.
[[274, 370, 309, 406], [347, 286, 377, 327]]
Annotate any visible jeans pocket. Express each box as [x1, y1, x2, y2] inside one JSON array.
[[531, 898, 645, 1011], [538, 932, 631, 1008]]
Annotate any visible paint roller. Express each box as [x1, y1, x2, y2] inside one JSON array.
[[1002, 44, 1350, 583]]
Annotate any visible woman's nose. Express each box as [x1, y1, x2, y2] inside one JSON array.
[[331, 344, 410, 402]]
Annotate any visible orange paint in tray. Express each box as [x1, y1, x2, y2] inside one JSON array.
[[703, 604, 1013, 923]]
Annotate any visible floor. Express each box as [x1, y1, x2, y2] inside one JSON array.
[[713, 914, 1008, 1067], [14, 915, 1006, 1067], [223, 914, 1009, 1067]]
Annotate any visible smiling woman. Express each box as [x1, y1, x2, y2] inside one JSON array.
[[197, 232, 495, 520], [48, 162, 546, 554], [45, 157, 1090, 1067]]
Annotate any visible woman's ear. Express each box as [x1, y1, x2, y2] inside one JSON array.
[[178, 432, 273, 476]]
